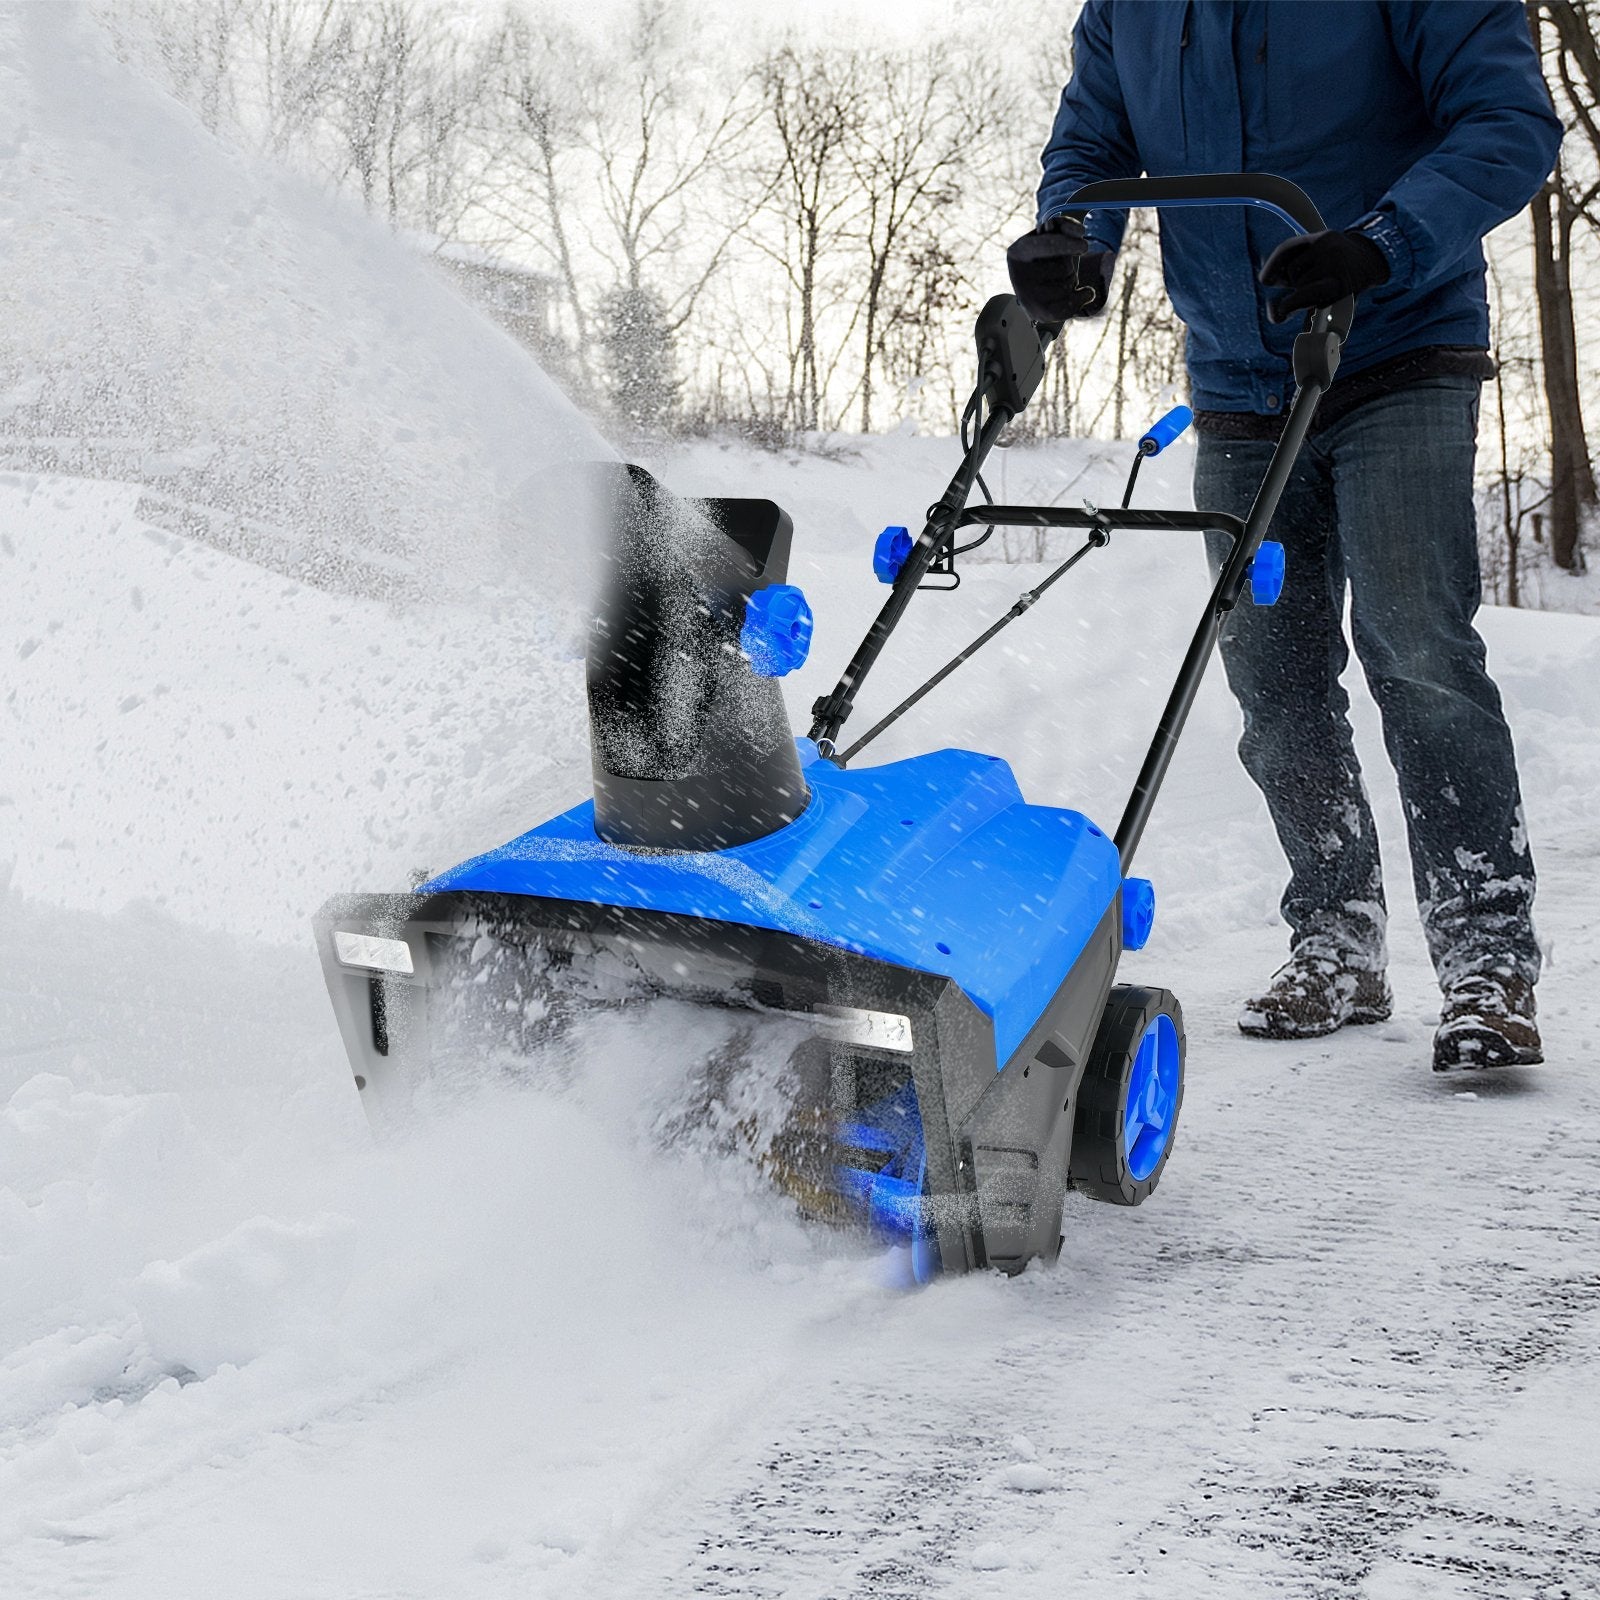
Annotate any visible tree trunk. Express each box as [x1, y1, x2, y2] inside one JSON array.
[[1112, 262, 1138, 439], [1494, 338, 1520, 608], [860, 271, 879, 434], [798, 227, 820, 433], [1530, 180, 1593, 572]]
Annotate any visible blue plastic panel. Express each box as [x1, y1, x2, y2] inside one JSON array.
[[421, 743, 1123, 1069]]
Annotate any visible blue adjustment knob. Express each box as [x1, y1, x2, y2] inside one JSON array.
[[741, 584, 814, 676], [1138, 404, 1194, 457], [873, 526, 913, 584], [1122, 877, 1156, 951], [1248, 540, 1286, 606]]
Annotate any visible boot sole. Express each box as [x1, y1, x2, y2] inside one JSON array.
[[1432, 1026, 1544, 1072], [1238, 1004, 1392, 1041]]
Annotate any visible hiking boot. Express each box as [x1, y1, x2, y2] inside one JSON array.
[[1238, 949, 1392, 1040], [1433, 972, 1542, 1071]]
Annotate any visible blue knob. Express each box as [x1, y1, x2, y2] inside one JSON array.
[[741, 584, 814, 676], [1122, 877, 1156, 951], [1248, 540, 1286, 606], [873, 526, 913, 584], [1138, 405, 1194, 457]]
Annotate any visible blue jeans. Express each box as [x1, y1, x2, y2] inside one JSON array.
[[1195, 377, 1539, 988]]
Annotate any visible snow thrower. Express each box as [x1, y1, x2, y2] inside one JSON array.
[[315, 176, 1352, 1280]]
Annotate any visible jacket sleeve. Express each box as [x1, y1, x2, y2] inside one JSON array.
[[1036, 0, 1142, 253], [1357, 1, 1563, 294]]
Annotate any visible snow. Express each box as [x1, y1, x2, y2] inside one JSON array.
[[5, 10, 1600, 1599], [0, 2, 603, 605], [0, 470, 590, 937]]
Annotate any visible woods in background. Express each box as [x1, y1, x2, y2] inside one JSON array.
[[97, 0, 1598, 597]]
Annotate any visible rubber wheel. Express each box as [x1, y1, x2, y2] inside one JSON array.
[[1069, 985, 1186, 1206]]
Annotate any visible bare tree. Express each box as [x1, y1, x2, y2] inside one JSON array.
[[249, 0, 344, 159], [475, 12, 597, 388], [584, 0, 762, 322], [1528, 1, 1598, 571], [96, 0, 249, 132], [482, 1, 764, 408], [1051, 213, 1183, 440], [877, 240, 974, 428], [315, 4, 444, 221], [1527, 176, 1592, 571], [755, 47, 868, 431], [844, 47, 1004, 432], [1485, 253, 1554, 606]]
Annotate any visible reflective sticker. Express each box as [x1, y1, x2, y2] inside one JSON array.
[[333, 930, 415, 975], [812, 1003, 914, 1053]]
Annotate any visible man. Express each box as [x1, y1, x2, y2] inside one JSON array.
[[1007, 1, 1562, 1070]]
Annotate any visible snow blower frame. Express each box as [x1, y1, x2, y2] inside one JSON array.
[[315, 176, 1352, 1280]]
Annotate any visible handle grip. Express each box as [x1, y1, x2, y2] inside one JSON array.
[[1054, 173, 1355, 340], [1139, 404, 1194, 457]]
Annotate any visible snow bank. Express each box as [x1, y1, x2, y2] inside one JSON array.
[[0, 1019, 871, 1598], [130, 1212, 359, 1377]]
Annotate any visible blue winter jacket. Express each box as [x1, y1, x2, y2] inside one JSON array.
[[1038, 1, 1563, 414]]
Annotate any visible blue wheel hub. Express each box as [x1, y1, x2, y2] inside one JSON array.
[[1123, 1012, 1181, 1182]]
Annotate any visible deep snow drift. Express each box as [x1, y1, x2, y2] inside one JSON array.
[[6, 10, 1600, 1599]]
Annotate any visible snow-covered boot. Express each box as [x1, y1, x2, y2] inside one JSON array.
[[1433, 973, 1542, 1071], [1238, 948, 1392, 1040]]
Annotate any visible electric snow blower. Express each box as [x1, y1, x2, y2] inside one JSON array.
[[315, 176, 1352, 1280]]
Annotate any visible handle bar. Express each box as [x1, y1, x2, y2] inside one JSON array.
[[809, 174, 1353, 800], [1054, 173, 1355, 339]]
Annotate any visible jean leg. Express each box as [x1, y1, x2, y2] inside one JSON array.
[[1329, 379, 1539, 987], [1194, 433, 1387, 967]]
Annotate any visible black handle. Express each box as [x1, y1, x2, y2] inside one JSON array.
[[1055, 173, 1355, 339]]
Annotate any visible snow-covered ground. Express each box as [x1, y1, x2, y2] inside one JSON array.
[[5, 10, 1600, 1599], [8, 442, 1600, 1600]]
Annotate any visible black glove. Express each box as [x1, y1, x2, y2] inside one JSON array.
[[1007, 214, 1116, 327], [1259, 228, 1390, 323]]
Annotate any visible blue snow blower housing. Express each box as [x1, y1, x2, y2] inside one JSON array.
[[315, 176, 1351, 1280]]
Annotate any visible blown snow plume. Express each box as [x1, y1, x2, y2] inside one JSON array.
[[0, 3, 605, 605], [0, 5, 619, 938]]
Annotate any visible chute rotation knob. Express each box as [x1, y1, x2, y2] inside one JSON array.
[[873, 526, 913, 585], [741, 584, 814, 676]]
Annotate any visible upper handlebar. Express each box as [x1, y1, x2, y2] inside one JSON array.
[[1053, 173, 1355, 340]]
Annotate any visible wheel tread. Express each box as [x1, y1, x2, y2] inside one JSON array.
[[1068, 984, 1186, 1207]]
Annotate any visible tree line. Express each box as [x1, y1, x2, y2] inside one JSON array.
[[98, 0, 1596, 593]]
